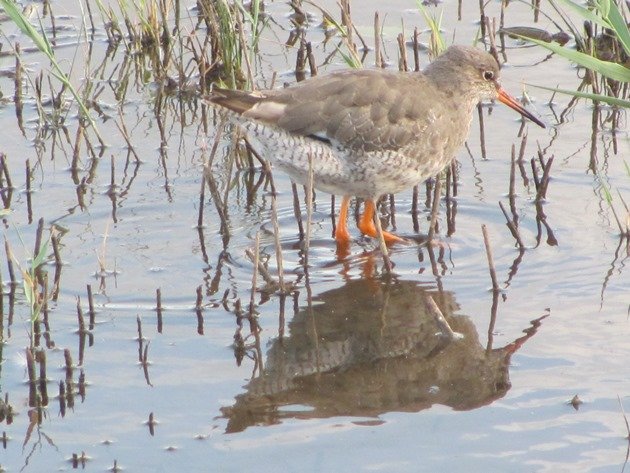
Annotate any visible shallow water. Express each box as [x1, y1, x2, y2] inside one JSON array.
[[0, 1, 629, 472]]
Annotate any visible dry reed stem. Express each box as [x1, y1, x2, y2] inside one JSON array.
[[371, 202, 393, 273], [374, 12, 381, 68], [196, 285, 204, 335], [303, 153, 314, 264], [291, 183, 305, 240], [411, 185, 420, 233], [25, 159, 32, 223], [413, 27, 420, 71], [509, 146, 518, 216], [397, 33, 408, 72], [270, 189, 286, 293], [245, 249, 279, 287], [477, 105, 487, 160], [86, 284, 95, 329], [499, 201, 525, 250], [4, 237, 16, 284], [115, 110, 140, 162], [427, 177, 442, 242], [248, 232, 260, 324], [425, 295, 457, 341], [156, 288, 163, 333], [481, 224, 500, 292]]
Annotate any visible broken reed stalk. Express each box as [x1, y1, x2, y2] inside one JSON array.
[[397, 33, 408, 72], [478, 0, 486, 39], [142, 342, 151, 386], [156, 288, 163, 333], [425, 295, 457, 341], [477, 105, 487, 160], [245, 248, 277, 287], [530, 157, 541, 192], [64, 348, 73, 378], [1, 153, 13, 190], [374, 12, 381, 68], [388, 194, 397, 231], [235, 9, 254, 88], [76, 296, 85, 334], [33, 217, 44, 266], [427, 177, 442, 242], [485, 16, 498, 62], [270, 189, 286, 293], [617, 395, 630, 439], [481, 224, 500, 292], [509, 145, 518, 217], [303, 153, 314, 264], [0, 261, 3, 322], [71, 124, 83, 176], [36, 349, 48, 405], [14, 43, 24, 134], [499, 201, 525, 250], [536, 153, 554, 201], [51, 234, 62, 267], [411, 185, 420, 233], [248, 232, 260, 323], [58, 380, 66, 415], [195, 285, 204, 335], [291, 183, 305, 240], [445, 167, 456, 236], [26, 347, 37, 406], [517, 133, 529, 186], [136, 315, 143, 343], [372, 201, 393, 272], [115, 110, 140, 162], [295, 34, 307, 80], [339, 0, 357, 54], [413, 27, 420, 71], [306, 41, 317, 76], [4, 237, 16, 285], [25, 159, 32, 222], [86, 284, 95, 329], [450, 159, 458, 196], [197, 169, 206, 229]]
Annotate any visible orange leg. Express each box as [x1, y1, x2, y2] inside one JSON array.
[[334, 195, 352, 244], [357, 200, 405, 243]]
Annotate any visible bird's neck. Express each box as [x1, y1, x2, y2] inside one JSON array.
[[423, 68, 479, 112]]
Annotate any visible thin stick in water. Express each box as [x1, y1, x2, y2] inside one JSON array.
[[481, 224, 500, 292]]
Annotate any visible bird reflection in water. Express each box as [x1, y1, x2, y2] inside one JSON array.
[[222, 259, 546, 433]]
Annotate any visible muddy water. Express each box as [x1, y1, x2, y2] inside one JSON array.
[[0, 0, 629, 472]]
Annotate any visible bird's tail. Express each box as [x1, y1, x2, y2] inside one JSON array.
[[204, 87, 266, 115]]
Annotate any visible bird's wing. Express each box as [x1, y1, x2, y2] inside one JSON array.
[[210, 70, 441, 153]]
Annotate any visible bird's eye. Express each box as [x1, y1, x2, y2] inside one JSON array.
[[483, 70, 495, 81]]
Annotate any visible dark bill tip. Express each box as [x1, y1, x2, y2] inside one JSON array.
[[497, 89, 546, 129]]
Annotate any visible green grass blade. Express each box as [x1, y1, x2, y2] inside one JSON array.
[[0, 0, 98, 132], [522, 36, 630, 82], [551, 0, 611, 30], [336, 46, 362, 69], [31, 239, 49, 269], [0, 0, 50, 53], [528, 83, 630, 107], [604, 0, 630, 57], [416, 1, 445, 54]]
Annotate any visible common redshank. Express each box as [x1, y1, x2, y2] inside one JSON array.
[[207, 45, 545, 247]]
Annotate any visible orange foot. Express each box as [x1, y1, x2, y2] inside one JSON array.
[[334, 195, 352, 244], [357, 200, 406, 244], [334, 195, 352, 259]]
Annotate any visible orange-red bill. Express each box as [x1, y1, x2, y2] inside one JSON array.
[[497, 88, 545, 129]]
